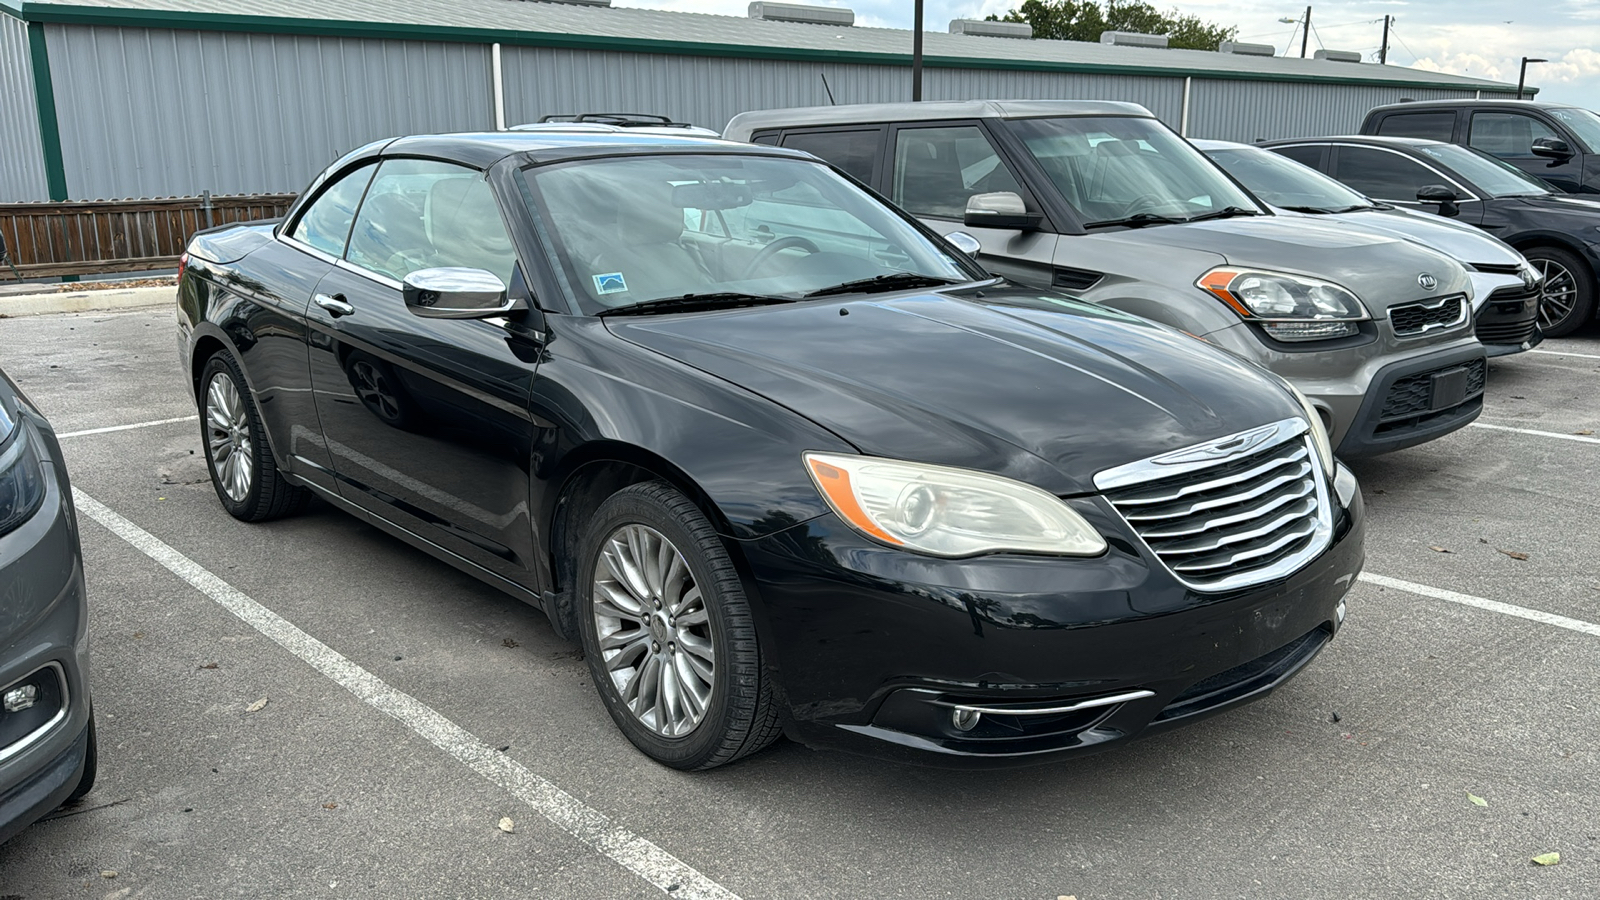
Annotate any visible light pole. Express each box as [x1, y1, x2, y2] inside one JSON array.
[[1278, 8, 1312, 58], [1517, 57, 1547, 100], [911, 0, 924, 101], [1379, 15, 1391, 65]]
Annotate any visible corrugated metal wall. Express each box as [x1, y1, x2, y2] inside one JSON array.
[[43, 24, 494, 199], [1187, 80, 1477, 143], [0, 13, 50, 202], [37, 23, 1483, 198]]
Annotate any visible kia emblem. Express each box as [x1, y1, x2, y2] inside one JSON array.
[[1418, 272, 1438, 291]]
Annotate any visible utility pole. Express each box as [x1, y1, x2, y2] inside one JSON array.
[[912, 0, 924, 101], [1300, 6, 1311, 58], [1379, 15, 1390, 65]]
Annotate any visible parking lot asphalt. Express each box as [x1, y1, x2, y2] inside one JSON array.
[[1, 307, 1597, 899]]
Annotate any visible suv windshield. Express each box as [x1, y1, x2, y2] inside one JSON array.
[[520, 154, 977, 314], [1414, 143, 1550, 198], [1006, 116, 1260, 226], [1548, 107, 1600, 153], [1206, 146, 1375, 213]]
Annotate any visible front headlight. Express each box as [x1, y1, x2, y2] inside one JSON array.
[[804, 452, 1106, 558], [1197, 268, 1368, 342], [1286, 384, 1335, 478], [0, 406, 47, 537]]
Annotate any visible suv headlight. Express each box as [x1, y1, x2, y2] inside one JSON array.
[[0, 403, 47, 537], [1197, 268, 1368, 342], [804, 452, 1106, 558], [1285, 384, 1335, 477]]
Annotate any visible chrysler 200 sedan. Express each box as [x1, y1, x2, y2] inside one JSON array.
[[178, 129, 1365, 769]]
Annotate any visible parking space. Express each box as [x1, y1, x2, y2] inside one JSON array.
[[1, 307, 1597, 898]]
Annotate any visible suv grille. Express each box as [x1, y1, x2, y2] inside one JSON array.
[[1379, 358, 1486, 421], [1101, 427, 1330, 592], [1390, 295, 1467, 337]]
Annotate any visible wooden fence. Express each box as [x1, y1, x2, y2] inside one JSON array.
[[0, 193, 297, 279]]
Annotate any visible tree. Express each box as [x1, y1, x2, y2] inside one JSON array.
[[989, 0, 1238, 51]]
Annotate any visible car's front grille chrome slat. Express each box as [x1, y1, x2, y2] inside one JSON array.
[[1096, 418, 1334, 593]]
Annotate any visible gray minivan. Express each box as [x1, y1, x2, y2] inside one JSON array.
[[725, 100, 1486, 458]]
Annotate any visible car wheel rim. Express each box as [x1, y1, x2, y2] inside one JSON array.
[[205, 372, 253, 502], [593, 523, 715, 738], [1536, 259, 1578, 329], [351, 361, 400, 421]]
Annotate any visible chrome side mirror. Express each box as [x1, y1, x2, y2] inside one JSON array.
[[945, 231, 982, 256], [401, 268, 523, 319], [964, 192, 1043, 231]]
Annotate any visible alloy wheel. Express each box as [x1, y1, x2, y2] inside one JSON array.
[[350, 360, 402, 422], [1536, 258, 1578, 330], [205, 372, 253, 502], [592, 523, 715, 737]]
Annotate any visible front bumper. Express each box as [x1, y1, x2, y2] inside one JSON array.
[[0, 412, 93, 844], [736, 465, 1364, 767], [1332, 341, 1486, 458], [1474, 282, 1542, 357]]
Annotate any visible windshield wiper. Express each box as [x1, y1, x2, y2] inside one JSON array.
[[1082, 212, 1186, 229], [1278, 205, 1334, 214], [595, 292, 795, 317], [1187, 206, 1262, 222], [803, 272, 962, 299]]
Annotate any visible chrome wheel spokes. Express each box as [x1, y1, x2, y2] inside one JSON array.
[[205, 372, 254, 502], [1537, 260, 1578, 329], [593, 523, 715, 737]]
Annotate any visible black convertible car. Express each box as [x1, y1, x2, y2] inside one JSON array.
[[178, 129, 1364, 768], [1263, 135, 1600, 337]]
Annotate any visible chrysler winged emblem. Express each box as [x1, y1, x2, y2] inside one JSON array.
[[1153, 423, 1278, 466]]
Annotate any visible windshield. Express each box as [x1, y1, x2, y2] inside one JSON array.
[[520, 154, 977, 314], [1205, 146, 1373, 212], [1413, 143, 1550, 198], [1006, 116, 1260, 226], [1548, 107, 1600, 153]]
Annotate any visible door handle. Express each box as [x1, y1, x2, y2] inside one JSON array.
[[315, 293, 354, 317]]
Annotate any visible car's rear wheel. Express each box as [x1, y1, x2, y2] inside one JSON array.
[[199, 352, 308, 521], [577, 481, 782, 770], [1526, 246, 1596, 337]]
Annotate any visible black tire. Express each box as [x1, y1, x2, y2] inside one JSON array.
[[199, 351, 308, 521], [576, 481, 782, 770], [66, 715, 96, 803], [1525, 245, 1597, 338]]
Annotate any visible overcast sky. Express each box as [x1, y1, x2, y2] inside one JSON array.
[[635, 0, 1600, 104]]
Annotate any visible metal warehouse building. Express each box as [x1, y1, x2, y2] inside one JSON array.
[[1, 0, 1524, 202]]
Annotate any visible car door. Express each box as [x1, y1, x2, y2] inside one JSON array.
[[883, 121, 1058, 287], [304, 156, 542, 584], [1330, 145, 1485, 225], [1467, 110, 1583, 192]]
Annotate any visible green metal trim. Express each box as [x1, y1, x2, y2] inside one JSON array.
[[25, 20, 68, 200], [13, 1, 1526, 95]]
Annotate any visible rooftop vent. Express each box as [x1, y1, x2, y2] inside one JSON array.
[[1218, 40, 1275, 57], [1314, 48, 1363, 63], [748, 2, 854, 26], [521, 0, 612, 6], [949, 19, 1032, 39], [1100, 31, 1169, 49]]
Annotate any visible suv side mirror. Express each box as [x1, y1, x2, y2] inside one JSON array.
[[402, 267, 525, 319], [1531, 137, 1574, 159], [1415, 184, 1461, 217], [964, 192, 1043, 231]]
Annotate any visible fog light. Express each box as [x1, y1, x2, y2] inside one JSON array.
[[3, 684, 38, 713], [951, 708, 981, 732]]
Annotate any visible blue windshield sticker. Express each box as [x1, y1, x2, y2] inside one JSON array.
[[594, 273, 628, 295]]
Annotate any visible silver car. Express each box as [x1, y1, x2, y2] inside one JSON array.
[[725, 100, 1487, 458]]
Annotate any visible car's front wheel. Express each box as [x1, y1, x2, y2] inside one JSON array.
[[199, 352, 307, 521], [577, 481, 782, 770], [1527, 245, 1596, 337]]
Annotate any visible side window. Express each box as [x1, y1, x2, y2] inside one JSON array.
[[779, 129, 881, 183], [750, 132, 780, 146], [1469, 113, 1560, 159], [1374, 112, 1457, 141], [346, 159, 517, 285], [1333, 147, 1439, 202], [290, 163, 376, 257], [891, 125, 1025, 219], [1271, 144, 1328, 173]]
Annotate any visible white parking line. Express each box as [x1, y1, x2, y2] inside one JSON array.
[[1361, 572, 1600, 639], [71, 488, 741, 900], [57, 415, 197, 439], [1530, 349, 1600, 361], [1469, 422, 1600, 445]]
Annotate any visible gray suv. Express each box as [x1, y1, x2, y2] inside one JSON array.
[[725, 101, 1487, 457]]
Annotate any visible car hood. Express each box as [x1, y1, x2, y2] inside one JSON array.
[[1327, 208, 1526, 269], [1518, 193, 1600, 216], [605, 289, 1298, 496], [1087, 215, 1469, 310]]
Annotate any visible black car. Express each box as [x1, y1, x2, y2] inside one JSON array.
[[1361, 99, 1600, 195], [178, 129, 1364, 769], [1263, 135, 1600, 337]]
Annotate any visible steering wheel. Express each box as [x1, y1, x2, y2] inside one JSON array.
[[741, 236, 821, 279], [1122, 193, 1177, 217]]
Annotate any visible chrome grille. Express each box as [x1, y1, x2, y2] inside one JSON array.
[[1390, 295, 1467, 337], [1096, 419, 1332, 592]]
